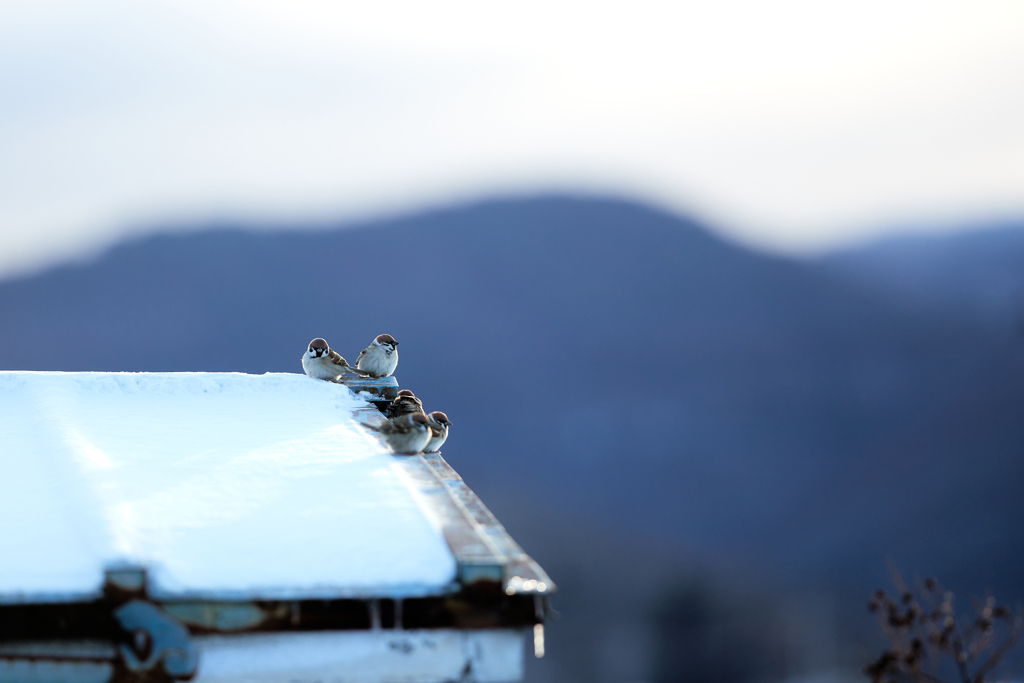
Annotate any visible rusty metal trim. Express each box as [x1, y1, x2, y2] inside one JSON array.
[[392, 456, 506, 588], [415, 454, 556, 596]]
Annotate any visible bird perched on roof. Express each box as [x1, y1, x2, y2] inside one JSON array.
[[385, 389, 424, 420], [425, 411, 451, 452], [356, 334, 400, 378], [364, 412, 433, 455], [302, 338, 370, 381]]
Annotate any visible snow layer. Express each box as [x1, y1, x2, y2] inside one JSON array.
[[0, 372, 457, 602]]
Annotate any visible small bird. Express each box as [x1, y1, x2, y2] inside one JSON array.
[[424, 411, 451, 452], [385, 389, 424, 420], [364, 412, 433, 454], [302, 338, 370, 381], [356, 334, 400, 378]]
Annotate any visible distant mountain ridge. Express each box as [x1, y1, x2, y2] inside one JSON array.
[[820, 221, 1024, 326], [2, 196, 1023, 682]]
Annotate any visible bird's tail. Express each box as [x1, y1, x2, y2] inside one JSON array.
[[330, 366, 373, 380]]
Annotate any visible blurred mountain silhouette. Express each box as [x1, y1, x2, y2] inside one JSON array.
[[822, 222, 1024, 326], [2, 196, 1023, 682]]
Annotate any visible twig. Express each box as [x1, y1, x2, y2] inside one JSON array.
[[865, 577, 1021, 683], [972, 618, 1023, 683]]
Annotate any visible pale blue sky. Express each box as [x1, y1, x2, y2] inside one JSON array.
[[2, 0, 1023, 276]]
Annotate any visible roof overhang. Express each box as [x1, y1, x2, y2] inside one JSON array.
[[0, 371, 553, 681]]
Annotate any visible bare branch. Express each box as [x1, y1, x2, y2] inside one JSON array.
[[972, 618, 1023, 683], [866, 576, 1021, 683]]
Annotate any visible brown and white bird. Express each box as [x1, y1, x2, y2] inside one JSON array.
[[364, 412, 432, 454], [301, 338, 370, 381], [424, 411, 451, 452], [385, 389, 424, 420], [356, 334, 399, 378]]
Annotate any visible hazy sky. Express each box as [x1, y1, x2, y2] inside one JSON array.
[[2, 1, 1023, 276]]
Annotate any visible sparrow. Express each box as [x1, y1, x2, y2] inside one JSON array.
[[356, 334, 400, 378], [301, 338, 370, 381], [385, 389, 424, 420], [364, 412, 433, 455], [424, 411, 451, 452]]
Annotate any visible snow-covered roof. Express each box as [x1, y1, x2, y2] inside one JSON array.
[[0, 371, 458, 603]]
